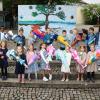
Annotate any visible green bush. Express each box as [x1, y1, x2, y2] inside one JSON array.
[[82, 4, 100, 25]]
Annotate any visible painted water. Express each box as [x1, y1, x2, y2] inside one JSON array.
[[18, 23, 75, 38]]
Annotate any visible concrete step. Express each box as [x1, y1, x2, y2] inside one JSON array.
[[0, 78, 100, 89], [2, 72, 100, 80]]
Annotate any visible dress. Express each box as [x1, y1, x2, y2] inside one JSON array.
[[15, 54, 27, 74], [86, 51, 97, 72], [76, 52, 86, 73], [56, 49, 71, 73], [39, 49, 51, 70], [25, 51, 39, 73]]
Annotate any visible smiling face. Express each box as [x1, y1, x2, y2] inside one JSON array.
[[62, 31, 66, 36], [17, 46, 23, 54], [72, 29, 78, 35], [18, 30, 24, 36], [80, 46, 85, 52], [29, 44, 34, 51], [90, 45, 95, 52], [1, 41, 6, 48], [41, 43, 46, 50], [0, 27, 4, 32]]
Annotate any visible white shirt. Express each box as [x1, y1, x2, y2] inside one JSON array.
[[0, 32, 5, 40]]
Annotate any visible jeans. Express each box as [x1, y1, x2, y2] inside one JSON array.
[[1, 66, 7, 77]]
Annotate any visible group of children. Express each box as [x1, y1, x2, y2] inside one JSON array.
[[0, 26, 99, 83]]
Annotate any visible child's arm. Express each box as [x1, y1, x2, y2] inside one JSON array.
[[26, 52, 33, 65], [82, 52, 87, 64], [85, 52, 90, 66]]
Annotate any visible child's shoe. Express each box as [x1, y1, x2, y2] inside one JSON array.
[[61, 78, 65, 82], [91, 78, 95, 83], [43, 77, 48, 81], [1, 76, 5, 80], [65, 78, 69, 82], [49, 74, 52, 80], [4, 76, 7, 80], [86, 78, 90, 82]]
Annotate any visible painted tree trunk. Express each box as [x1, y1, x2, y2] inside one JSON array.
[[45, 14, 49, 29]]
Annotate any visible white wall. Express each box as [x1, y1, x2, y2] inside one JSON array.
[[76, 6, 85, 25], [0, 1, 3, 11]]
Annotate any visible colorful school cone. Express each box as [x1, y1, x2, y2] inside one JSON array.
[[69, 48, 85, 69], [57, 35, 70, 47], [88, 50, 100, 64], [46, 44, 56, 61], [88, 55, 96, 64], [32, 29, 45, 40], [6, 49, 28, 68], [96, 49, 100, 58]]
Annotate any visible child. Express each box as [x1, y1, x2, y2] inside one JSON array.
[[86, 44, 97, 82], [17, 28, 25, 46], [39, 43, 52, 81], [26, 44, 39, 80], [56, 46, 72, 82], [76, 45, 87, 81], [28, 31, 37, 45], [87, 27, 96, 51], [59, 30, 69, 50], [1, 41, 8, 80], [15, 46, 27, 83]]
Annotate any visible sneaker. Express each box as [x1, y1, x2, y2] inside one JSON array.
[[61, 78, 65, 82], [81, 78, 84, 82], [49, 74, 52, 80], [91, 78, 95, 83], [77, 78, 80, 81], [86, 78, 90, 82], [1, 76, 5, 80], [98, 67, 100, 71], [65, 79, 69, 82], [4, 76, 7, 80], [43, 77, 48, 82]]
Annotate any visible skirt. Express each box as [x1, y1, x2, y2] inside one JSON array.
[[61, 64, 70, 73], [76, 65, 84, 73], [25, 62, 39, 73], [86, 62, 97, 72]]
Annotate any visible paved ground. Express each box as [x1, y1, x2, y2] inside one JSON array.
[[0, 87, 100, 100]]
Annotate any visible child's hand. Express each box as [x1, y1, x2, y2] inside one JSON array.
[[24, 64, 28, 69], [46, 60, 49, 64], [1, 56, 4, 59]]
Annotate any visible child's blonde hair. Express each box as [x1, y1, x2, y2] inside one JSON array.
[[1, 41, 7, 48]]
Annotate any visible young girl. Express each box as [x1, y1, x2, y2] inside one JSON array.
[[39, 43, 52, 81], [86, 44, 97, 82], [76, 45, 87, 81], [56, 46, 72, 82], [26, 44, 39, 80], [1, 41, 8, 80], [15, 46, 27, 83]]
